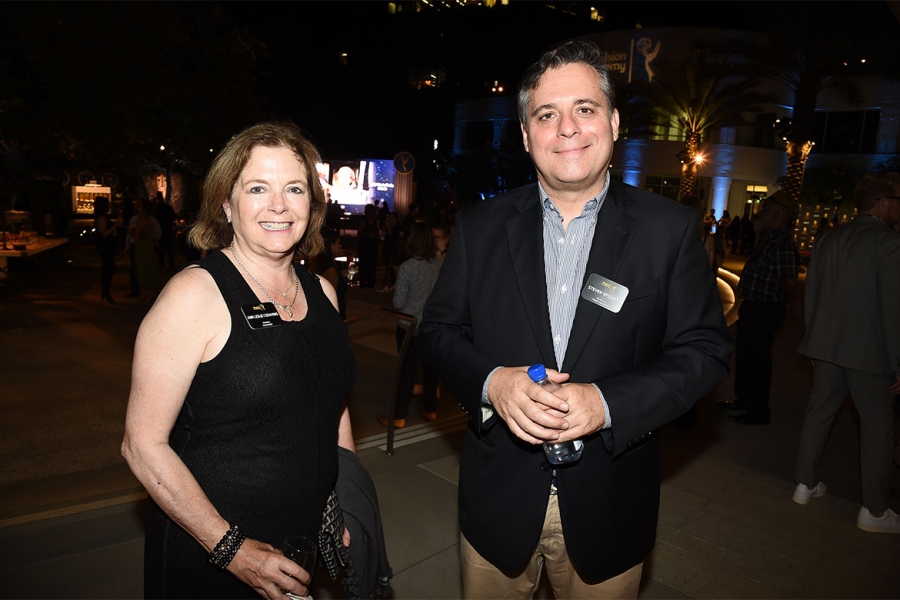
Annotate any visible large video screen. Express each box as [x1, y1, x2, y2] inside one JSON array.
[[317, 159, 396, 215]]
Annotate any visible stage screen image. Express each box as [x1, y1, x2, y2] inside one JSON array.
[[318, 159, 396, 215]]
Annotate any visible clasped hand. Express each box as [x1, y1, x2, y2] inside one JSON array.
[[487, 366, 606, 445]]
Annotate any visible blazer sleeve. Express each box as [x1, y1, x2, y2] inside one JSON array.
[[418, 209, 500, 431], [597, 213, 732, 457], [803, 240, 819, 333], [877, 232, 900, 371]]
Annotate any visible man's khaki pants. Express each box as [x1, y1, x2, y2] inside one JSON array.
[[460, 494, 643, 599]]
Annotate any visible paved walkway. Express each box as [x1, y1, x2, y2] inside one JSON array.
[[0, 243, 898, 598]]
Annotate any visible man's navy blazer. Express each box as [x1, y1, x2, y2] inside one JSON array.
[[419, 180, 732, 582]]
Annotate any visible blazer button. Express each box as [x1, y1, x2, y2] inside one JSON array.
[[540, 461, 550, 472]]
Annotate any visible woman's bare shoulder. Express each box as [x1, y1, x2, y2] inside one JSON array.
[[141, 266, 224, 333]]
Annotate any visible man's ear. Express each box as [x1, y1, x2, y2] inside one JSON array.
[[521, 122, 530, 154], [611, 108, 620, 142]]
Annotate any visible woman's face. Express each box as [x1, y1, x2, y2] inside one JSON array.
[[224, 145, 310, 259]]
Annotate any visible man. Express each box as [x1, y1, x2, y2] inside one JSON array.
[[727, 191, 800, 425], [792, 172, 900, 533], [418, 41, 731, 598]]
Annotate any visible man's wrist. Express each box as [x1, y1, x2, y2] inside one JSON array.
[[481, 366, 502, 423], [591, 383, 612, 429]]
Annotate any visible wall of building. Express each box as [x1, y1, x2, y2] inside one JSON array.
[[451, 26, 899, 211]]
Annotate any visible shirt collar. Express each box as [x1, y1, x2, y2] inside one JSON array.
[[538, 173, 610, 220], [758, 227, 789, 242]]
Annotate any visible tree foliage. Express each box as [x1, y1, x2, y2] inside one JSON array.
[[633, 49, 772, 198], [0, 3, 265, 178]]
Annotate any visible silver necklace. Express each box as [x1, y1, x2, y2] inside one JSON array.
[[229, 246, 300, 321]]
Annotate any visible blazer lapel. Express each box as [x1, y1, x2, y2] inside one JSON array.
[[562, 186, 636, 373], [506, 192, 557, 369]]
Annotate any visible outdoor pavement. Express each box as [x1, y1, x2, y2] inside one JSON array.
[[1, 238, 899, 599]]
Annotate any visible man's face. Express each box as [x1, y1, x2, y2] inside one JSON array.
[[520, 62, 619, 200], [753, 199, 790, 232]]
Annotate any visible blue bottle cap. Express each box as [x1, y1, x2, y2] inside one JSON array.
[[527, 363, 547, 382]]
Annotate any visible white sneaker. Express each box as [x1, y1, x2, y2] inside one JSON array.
[[857, 507, 900, 533], [792, 482, 827, 505]]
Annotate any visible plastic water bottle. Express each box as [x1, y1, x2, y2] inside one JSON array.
[[527, 364, 584, 465]]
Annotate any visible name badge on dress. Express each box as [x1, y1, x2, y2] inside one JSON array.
[[241, 302, 282, 329], [581, 273, 629, 313]]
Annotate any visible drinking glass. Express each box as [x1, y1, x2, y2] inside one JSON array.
[[281, 535, 316, 600]]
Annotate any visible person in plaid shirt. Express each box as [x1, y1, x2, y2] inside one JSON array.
[[728, 191, 800, 425]]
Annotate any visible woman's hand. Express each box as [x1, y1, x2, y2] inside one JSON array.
[[228, 538, 311, 600]]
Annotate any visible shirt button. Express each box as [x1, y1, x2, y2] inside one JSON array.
[[561, 285, 567, 293], [540, 461, 550, 472], [559, 237, 565, 244]]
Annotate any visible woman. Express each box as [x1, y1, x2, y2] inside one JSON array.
[[122, 121, 356, 599], [378, 221, 443, 428], [93, 196, 121, 303], [130, 199, 161, 303], [309, 228, 349, 319]]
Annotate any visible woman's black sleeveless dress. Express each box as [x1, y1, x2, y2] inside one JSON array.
[[144, 250, 356, 599]]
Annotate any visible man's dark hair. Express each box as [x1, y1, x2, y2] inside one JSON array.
[[516, 40, 615, 124], [854, 172, 900, 212]]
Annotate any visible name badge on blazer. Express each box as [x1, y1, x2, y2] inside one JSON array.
[[581, 273, 629, 313], [241, 302, 282, 329]]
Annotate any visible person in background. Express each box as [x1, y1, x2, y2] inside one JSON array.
[[94, 196, 122, 303], [131, 199, 162, 303], [124, 195, 141, 299], [680, 195, 716, 270], [727, 214, 742, 254], [813, 216, 831, 247], [154, 191, 177, 269], [380, 211, 400, 291], [726, 191, 800, 424], [792, 172, 900, 533], [310, 228, 349, 319], [379, 221, 444, 428], [714, 209, 729, 265], [122, 121, 356, 599], [717, 209, 731, 231], [356, 203, 380, 289]]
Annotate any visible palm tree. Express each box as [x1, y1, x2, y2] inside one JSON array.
[[637, 50, 772, 199], [715, 39, 862, 203], [706, 2, 899, 203]]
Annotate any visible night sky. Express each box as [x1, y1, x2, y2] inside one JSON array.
[[2, 1, 897, 170], [222, 1, 899, 159]]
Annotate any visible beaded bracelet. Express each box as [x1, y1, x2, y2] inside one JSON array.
[[209, 523, 245, 570]]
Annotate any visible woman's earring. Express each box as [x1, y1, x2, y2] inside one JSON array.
[[226, 214, 232, 224]]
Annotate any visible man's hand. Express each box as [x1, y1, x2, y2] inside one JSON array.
[[553, 383, 607, 441], [487, 366, 570, 445], [886, 376, 900, 396]]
